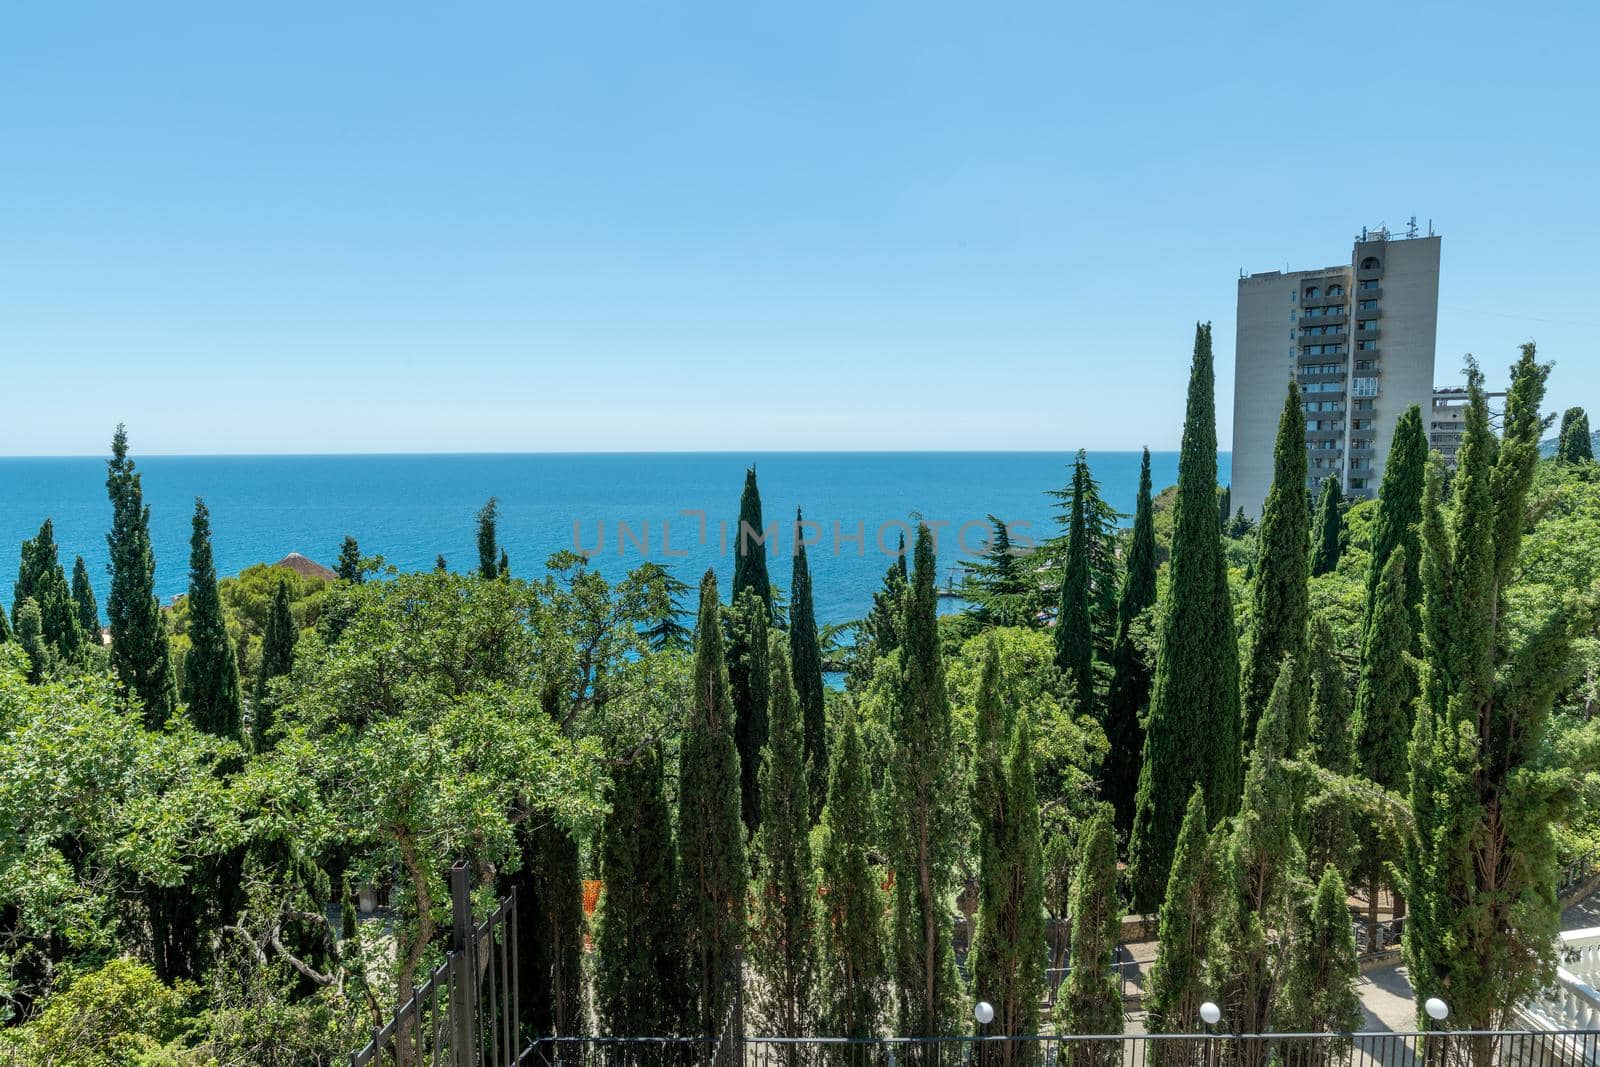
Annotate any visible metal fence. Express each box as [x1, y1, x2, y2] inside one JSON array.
[[525, 1030, 1600, 1067], [349, 861, 520, 1067]]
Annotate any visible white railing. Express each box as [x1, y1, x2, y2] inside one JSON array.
[[1520, 927, 1600, 1048]]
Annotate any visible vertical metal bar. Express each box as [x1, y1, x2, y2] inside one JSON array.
[[509, 888, 521, 1064], [490, 909, 501, 1067], [452, 862, 477, 1067]]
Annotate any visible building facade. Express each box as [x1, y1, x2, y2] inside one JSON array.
[[1430, 386, 1505, 466], [1232, 226, 1441, 518]]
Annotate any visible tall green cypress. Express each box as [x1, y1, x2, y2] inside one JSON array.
[[1128, 324, 1242, 912], [788, 508, 828, 821], [678, 570, 748, 1037], [596, 742, 684, 1036], [181, 499, 243, 741], [253, 579, 297, 749], [512, 818, 584, 1038], [0, 597, 10, 643], [1308, 478, 1344, 577], [1143, 787, 1218, 1041], [15, 598, 51, 683], [1558, 406, 1594, 463], [1306, 614, 1352, 774], [1361, 406, 1427, 642], [752, 637, 818, 1048], [1241, 382, 1309, 748], [888, 524, 961, 1047], [70, 555, 99, 640], [335, 535, 363, 583], [1406, 348, 1590, 1045], [727, 588, 771, 838], [1057, 805, 1119, 1045], [1104, 450, 1157, 840], [105, 426, 178, 727], [14, 518, 83, 663], [818, 708, 887, 1046], [1055, 453, 1098, 718], [1275, 866, 1361, 1036], [733, 467, 774, 614], [476, 497, 500, 579], [972, 637, 1007, 905]]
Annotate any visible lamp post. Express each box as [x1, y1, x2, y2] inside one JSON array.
[[974, 1001, 994, 1066], [1424, 998, 1450, 1067], [1200, 1001, 1222, 1067]]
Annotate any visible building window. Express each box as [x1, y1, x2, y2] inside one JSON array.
[[1350, 478, 1368, 490], [1352, 377, 1379, 398], [1328, 285, 1345, 296], [1360, 256, 1380, 270], [1355, 399, 1373, 411], [1305, 286, 1321, 299], [1358, 340, 1377, 351], [1359, 320, 1376, 331], [1360, 279, 1379, 291], [1359, 299, 1377, 310], [1355, 359, 1375, 371]]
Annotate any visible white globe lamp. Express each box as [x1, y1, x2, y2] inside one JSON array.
[[974, 1001, 995, 1025], [1200, 1001, 1222, 1026], [1425, 997, 1449, 1022]]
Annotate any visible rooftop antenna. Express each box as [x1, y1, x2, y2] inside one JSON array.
[[1407, 215, 1418, 238], [1428, 218, 1434, 237]]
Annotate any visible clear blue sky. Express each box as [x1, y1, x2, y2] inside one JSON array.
[[2, 2, 1594, 455]]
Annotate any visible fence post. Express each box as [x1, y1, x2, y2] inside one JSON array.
[[452, 860, 478, 1067], [733, 945, 746, 1060]]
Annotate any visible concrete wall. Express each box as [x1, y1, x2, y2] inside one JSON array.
[[1363, 236, 1440, 495], [1233, 272, 1302, 519]]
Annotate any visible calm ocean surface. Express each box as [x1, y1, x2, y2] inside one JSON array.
[[0, 452, 1229, 627]]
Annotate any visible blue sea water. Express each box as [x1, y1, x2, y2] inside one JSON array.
[[0, 452, 1229, 627]]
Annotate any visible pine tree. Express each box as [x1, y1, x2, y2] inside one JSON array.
[[1558, 406, 1594, 463], [733, 467, 774, 615], [14, 518, 83, 664], [1275, 866, 1361, 1036], [596, 742, 684, 1036], [1309, 478, 1344, 577], [181, 499, 243, 741], [752, 637, 819, 1049], [70, 555, 99, 640], [678, 570, 748, 1037], [1056, 455, 1098, 718], [476, 497, 500, 579], [105, 426, 178, 727], [435, 554, 447, 572], [888, 524, 961, 1047], [1241, 383, 1309, 748], [966, 516, 1035, 629], [818, 708, 887, 1046], [974, 720, 1045, 1062], [1144, 787, 1218, 1041], [15, 598, 51, 683], [253, 579, 297, 749], [1057, 806, 1119, 1047], [1104, 450, 1157, 841], [335, 535, 363, 583], [1128, 324, 1242, 913], [788, 508, 829, 821], [1406, 348, 1593, 1049], [727, 587, 771, 838], [637, 561, 694, 652]]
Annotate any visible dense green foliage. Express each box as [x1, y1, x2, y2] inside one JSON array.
[[817, 708, 887, 1045], [181, 499, 244, 742], [1309, 477, 1344, 578], [476, 496, 501, 579], [728, 587, 771, 837], [1058, 806, 1119, 1045], [1055, 453, 1099, 718], [14, 519, 84, 667], [965, 516, 1036, 629], [251, 579, 296, 749], [335, 535, 362, 583], [734, 466, 774, 614], [1144, 787, 1218, 1040], [106, 426, 179, 728], [1103, 449, 1156, 840], [1276, 866, 1362, 1036], [1558, 406, 1594, 463], [788, 508, 829, 820]]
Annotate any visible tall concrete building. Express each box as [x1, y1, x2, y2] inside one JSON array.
[[1232, 225, 1441, 518]]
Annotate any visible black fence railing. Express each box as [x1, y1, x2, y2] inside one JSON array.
[[349, 861, 519, 1067]]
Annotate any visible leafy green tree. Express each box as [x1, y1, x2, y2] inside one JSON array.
[[728, 587, 771, 837], [1558, 406, 1594, 463], [752, 637, 819, 1049], [71, 555, 100, 641], [966, 517, 1036, 630], [335, 535, 362, 583], [1129, 324, 1242, 912], [818, 708, 887, 1047], [252, 580, 296, 749], [15, 599, 51, 683], [1104, 449, 1157, 839], [596, 741, 684, 1036], [1275, 866, 1361, 1037], [182, 499, 244, 742], [14, 519, 83, 664], [1309, 478, 1344, 577], [888, 524, 961, 1046], [679, 570, 748, 1036], [788, 508, 829, 820], [1143, 787, 1218, 1042], [1056, 454, 1098, 718], [1057, 806, 1119, 1053], [1241, 382, 1309, 747], [1406, 348, 1596, 1050], [106, 426, 178, 727], [734, 466, 774, 615], [1, 957, 196, 1067], [476, 496, 500, 579]]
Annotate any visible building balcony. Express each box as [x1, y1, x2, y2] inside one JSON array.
[[1355, 326, 1380, 340], [1356, 284, 1383, 299], [1357, 267, 1383, 282]]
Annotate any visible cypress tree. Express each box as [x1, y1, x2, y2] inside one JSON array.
[[975, 719, 1045, 1060], [511, 818, 584, 1039], [888, 524, 961, 1046], [818, 708, 887, 1046], [733, 467, 774, 614], [1055, 454, 1097, 717], [181, 500, 243, 741], [14, 518, 82, 663], [0, 598, 10, 643], [1307, 614, 1353, 774], [70, 555, 99, 640], [335, 535, 363, 583], [1558, 406, 1594, 463], [476, 497, 500, 579], [596, 742, 684, 1036], [1218, 486, 1231, 533], [497, 547, 510, 579], [1241, 381, 1310, 748], [16, 598, 51, 683], [1104, 449, 1157, 840], [105, 426, 178, 727], [727, 588, 771, 838], [1128, 324, 1242, 913], [751, 637, 819, 1048], [972, 637, 1007, 904], [435, 554, 448, 572], [788, 508, 828, 820], [1309, 478, 1344, 577], [1361, 406, 1427, 642], [860, 534, 908, 660], [1144, 787, 1218, 1041], [1275, 866, 1361, 1037], [253, 579, 297, 749], [1057, 806, 1119, 1046], [678, 570, 748, 1037], [1406, 348, 1591, 1045]]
